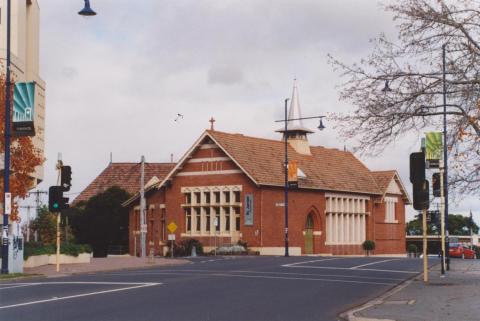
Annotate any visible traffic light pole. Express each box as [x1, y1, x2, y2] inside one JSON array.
[[440, 160, 446, 276], [422, 205, 428, 283], [56, 158, 62, 272]]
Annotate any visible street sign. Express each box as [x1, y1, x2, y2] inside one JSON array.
[[275, 202, 285, 207], [167, 222, 178, 233], [168, 234, 176, 241], [5, 193, 11, 215]]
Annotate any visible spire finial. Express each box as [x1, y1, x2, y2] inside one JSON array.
[[209, 117, 216, 130]]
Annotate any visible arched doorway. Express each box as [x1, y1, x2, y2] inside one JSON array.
[[304, 214, 314, 254]]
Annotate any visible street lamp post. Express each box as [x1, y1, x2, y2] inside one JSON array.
[[442, 44, 450, 271], [1, 0, 96, 274], [1, 0, 12, 275], [275, 99, 325, 257]]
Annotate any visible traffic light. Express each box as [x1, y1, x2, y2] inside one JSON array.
[[413, 180, 429, 210], [61, 165, 72, 191], [432, 173, 441, 197], [410, 152, 425, 184], [49, 186, 69, 212]]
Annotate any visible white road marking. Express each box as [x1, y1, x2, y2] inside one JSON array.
[[0, 284, 41, 290], [0, 282, 161, 310], [281, 258, 341, 267], [284, 265, 418, 274], [106, 269, 400, 285], [230, 270, 405, 281], [109, 268, 404, 280], [208, 273, 395, 286], [350, 259, 400, 269]]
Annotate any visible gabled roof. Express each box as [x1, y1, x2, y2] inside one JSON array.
[[371, 170, 411, 204], [148, 130, 386, 198], [73, 162, 175, 205]]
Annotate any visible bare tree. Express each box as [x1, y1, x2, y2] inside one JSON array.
[[329, 0, 480, 195]]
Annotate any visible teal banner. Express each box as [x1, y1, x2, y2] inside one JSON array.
[[13, 82, 35, 136]]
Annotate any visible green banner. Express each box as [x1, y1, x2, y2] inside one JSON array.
[[425, 132, 443, 160]]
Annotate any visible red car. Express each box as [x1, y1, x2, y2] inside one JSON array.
[[449, 243, 477, 259]]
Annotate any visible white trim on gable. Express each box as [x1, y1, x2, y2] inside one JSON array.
[[386, 178, 402, 195], [187, 157, 230, 163], [199, 144, 219, 149], [177, 169, 242, 176], [155, 131, 259, 193]]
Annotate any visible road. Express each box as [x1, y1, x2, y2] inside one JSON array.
[[0, 256, 434, 321]]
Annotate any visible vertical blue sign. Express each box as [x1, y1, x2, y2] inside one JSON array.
[[244, 194, 254, 226]]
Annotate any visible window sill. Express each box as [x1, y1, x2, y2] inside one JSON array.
[[384, 220, 399, 224]]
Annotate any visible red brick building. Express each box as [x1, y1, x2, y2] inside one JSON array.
[[124, 85, 410, 256]]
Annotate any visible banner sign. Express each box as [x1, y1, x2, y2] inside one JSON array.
[[288, 160, 298, 188], [244, 194, 254, 226], [13, 82, 35, 137], [425, 132, 443, 160]]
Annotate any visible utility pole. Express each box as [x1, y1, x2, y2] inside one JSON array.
[[140, 156, 146, 258]]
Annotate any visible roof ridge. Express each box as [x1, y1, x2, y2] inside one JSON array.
[[207, 130, 284, 145]]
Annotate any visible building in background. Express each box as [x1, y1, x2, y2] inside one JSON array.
[[0, 0, 45, 186], [73, 162, 176, 205]]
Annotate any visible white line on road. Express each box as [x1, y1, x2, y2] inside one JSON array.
[[105, 270, 397, 285], [110, 268, 405, 281], [230, 270, 405, 281], [0, 284, 41, 290], [350, 259, 400, 269], [208, 273, 396, 286], [0, 282, 161, 310], [281, 258, 341, 267], [284, 265, 418, 274]]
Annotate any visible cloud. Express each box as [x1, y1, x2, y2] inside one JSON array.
[[15, 0, 478, 224], [207, 65, 244, 85]]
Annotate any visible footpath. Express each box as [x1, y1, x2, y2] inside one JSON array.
[[23, 256, 189, 277], [342, 259, 480, 321]]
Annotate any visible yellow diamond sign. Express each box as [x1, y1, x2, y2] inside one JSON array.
[[167, 221, 178, 233]]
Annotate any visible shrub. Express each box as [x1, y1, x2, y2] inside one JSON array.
[[24, 242, 92, 259], [166, 238, 203, 257], [362, 240, 375, 256], [237, 240, 249, 250], [407, 244, 418, 254]]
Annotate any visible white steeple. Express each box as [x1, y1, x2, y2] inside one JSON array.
[[276, 80, 313, 155], [286, 80, 314, 133]]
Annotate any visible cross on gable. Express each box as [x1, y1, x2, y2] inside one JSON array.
[[209, 117, 216, 130]]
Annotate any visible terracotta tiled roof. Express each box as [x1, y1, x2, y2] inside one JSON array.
[[207, 130, 383, 195], [371, 171, 396, 192], [73, 162, 175, 205]]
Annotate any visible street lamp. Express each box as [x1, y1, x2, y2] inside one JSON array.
[[275, 98, 326, 257], [1, 0, 97, 274], [79, 0, 97, 16]]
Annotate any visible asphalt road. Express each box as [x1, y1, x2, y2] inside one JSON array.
[[0, 256, 435, 321]]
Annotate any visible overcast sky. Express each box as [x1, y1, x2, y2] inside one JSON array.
[[20, 0, 479, 223]]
